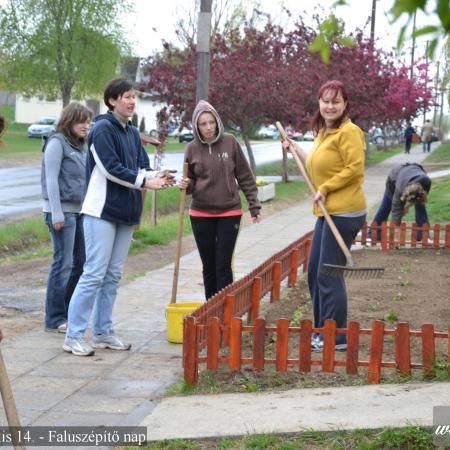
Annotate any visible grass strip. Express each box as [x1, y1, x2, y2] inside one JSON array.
[[122, 425, 433, 449]]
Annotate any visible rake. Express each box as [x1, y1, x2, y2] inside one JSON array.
[[275, 121, 384, 279]]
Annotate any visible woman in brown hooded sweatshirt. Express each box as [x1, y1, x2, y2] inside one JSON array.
[[179, 100, 261, 300]]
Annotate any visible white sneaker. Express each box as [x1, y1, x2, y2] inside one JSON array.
[[92, 333, 131, 350], [63, 337, 95, 356]]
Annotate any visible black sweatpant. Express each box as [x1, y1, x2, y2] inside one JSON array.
[[190, 215, 241, 300]]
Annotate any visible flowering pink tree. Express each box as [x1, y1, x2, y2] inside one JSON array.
[[141, 16, 433, 170]]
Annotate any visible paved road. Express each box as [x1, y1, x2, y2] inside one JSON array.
[[0, 141, 314, 220]]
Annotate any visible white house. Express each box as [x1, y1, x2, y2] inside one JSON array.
[[15, 92, 162, 134]]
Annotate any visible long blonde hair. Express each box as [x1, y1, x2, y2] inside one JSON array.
[[401, 182, 428, 212]]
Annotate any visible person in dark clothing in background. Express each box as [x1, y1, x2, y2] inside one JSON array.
[[178, 100, 261, 300], [368, 163, 431, 242], [404, 122, 415, 154], [0, 113, 5, 139]]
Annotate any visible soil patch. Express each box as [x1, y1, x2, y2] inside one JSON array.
[[194, 247, 450, 393]]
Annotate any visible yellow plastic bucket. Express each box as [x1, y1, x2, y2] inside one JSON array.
[[166, 302, 203, 343]]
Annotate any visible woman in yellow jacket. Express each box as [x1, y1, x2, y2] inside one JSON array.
[[284, 80, 366, 352]]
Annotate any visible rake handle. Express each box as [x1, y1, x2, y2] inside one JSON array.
[[275, 122, 354, 266], [170, 162, 189, 304], [0, 345, 26, 450]]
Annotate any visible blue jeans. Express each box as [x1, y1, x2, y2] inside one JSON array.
[[67, 216, 134, 338], [44, 212, 85, 329], [422, 140, 431, 152], [369, 191, 429, 240], [308, 214, 366, 345]]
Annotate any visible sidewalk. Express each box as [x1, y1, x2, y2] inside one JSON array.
[[1, 142, 446, 441]]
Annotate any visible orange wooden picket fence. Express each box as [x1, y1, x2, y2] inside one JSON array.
[[184, 317, 450, 385], [183, 222, 450, 386], [358, 221, 450, 249]]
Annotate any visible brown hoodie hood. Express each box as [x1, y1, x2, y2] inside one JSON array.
[[184, 101, 261, 217], [192, 100, 224, 144]]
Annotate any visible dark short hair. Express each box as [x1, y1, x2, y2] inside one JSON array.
[[104, 78, 135, 110], [56, 102, 93, 145]]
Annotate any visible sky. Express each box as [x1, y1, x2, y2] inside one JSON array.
[[124, 0, 435, 61]]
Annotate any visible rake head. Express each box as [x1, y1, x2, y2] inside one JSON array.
[[322, 263, 385, 279]]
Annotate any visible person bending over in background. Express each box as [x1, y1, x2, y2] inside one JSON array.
[[178, 100, 261, 300], [367, 163, 431, 243], [41, 102, 93, 333]]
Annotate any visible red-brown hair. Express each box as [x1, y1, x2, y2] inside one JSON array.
[[310, 80, 349, 133]]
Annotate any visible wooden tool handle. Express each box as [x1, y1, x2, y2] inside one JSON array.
[[170, 162, 189, 303], [0, 346, 26, 450], [275, 122, 353, 263]]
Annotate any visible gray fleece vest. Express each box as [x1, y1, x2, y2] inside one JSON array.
[[41, 133, 87, 202]]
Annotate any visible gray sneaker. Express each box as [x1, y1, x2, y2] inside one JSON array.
[[62, 337, 95, 356], [45, 322, 67, 333], [92, 333, 131, 350], [335, 343, 348, 351]]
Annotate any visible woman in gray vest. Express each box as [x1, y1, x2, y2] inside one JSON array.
[[41, 102, 93, 332]]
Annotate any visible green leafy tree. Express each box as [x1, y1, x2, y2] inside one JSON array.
[[0, 0, 131, 106], [391, 0, 450, 58], [312, 0, 450, 63]]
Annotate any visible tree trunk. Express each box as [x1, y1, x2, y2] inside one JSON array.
[[281, 146, 289, 182], [242, 132, 256, 175], [364, 133, 371, 159], [61, 83, 72, 108]]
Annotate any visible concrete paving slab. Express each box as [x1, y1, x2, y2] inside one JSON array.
[[81, 378, 164, 398], [142, 382, 450, 441], [32, 410, 127, 427], [53, 393, 145, 415]]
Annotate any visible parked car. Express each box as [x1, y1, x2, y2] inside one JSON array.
[[27, 116, 57, 138], [286, 127, 303, 141], [178, 128, 194, 143], [257, 125, 280, 140], [303, 130, 315, 141], [167, 124, 180, 137]]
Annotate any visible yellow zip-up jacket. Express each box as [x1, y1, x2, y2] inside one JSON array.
[[306, 117, 366, 217]]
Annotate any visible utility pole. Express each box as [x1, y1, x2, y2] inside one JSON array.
[[423, 40, 429, 126], [410, 10, 417, 80], [438, 87, 446, 139], [370, 0, 377, 41], [433, 61, 440, 127], [196, 0, 212, 103]]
